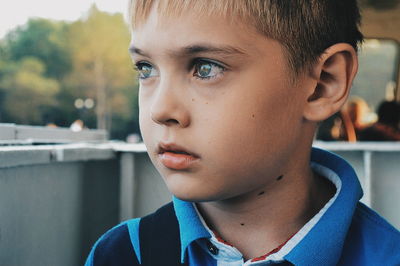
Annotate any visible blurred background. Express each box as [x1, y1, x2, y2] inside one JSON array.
[[0, 1, 399, 265], [0, 0, 140, 141], [0, 0, 399, 142]]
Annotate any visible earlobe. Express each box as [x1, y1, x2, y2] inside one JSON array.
[[304, 43, 358, 122]]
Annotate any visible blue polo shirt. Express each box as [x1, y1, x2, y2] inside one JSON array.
[[86, 148, 400, 265]]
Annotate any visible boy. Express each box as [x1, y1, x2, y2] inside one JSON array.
[[86, 0, 400, 265]]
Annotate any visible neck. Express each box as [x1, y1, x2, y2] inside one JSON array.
[[196, 154, 335, 260]]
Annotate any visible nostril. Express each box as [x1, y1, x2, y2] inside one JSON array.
[[166, 118, 179, 124]]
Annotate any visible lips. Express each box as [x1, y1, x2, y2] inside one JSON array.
[[157, 143, 200, 170]]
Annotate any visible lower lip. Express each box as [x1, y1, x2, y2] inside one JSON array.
[[159, 152, 199, 170]]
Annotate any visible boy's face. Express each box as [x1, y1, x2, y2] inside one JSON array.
[[131, 8, 315, 202]]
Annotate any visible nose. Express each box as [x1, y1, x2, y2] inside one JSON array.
[[150, 81, 190, 128]]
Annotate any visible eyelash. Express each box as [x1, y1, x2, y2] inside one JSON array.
[[133, 61, 155, 80], [191, 59, 226, 80], [133, 58, 226, 81]]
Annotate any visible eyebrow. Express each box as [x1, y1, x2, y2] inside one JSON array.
[[129, 44, 247, 58], [129, 47, 149, 57]]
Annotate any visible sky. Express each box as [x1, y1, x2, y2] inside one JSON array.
[[0, 0, 130, 38]]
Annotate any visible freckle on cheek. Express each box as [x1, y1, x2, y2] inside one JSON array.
[[192, 98, 195, 102], [240, 223, 245, 226], [252, 114, 255, 118]]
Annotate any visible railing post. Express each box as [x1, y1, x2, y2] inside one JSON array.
[[363, 151, 372, 207], [119, 152, 137, 221]]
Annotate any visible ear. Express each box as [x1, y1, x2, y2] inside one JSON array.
[[303, 43, 358, 122]]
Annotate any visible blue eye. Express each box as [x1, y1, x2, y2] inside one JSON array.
[[135, 62, 158, 79], [193, 60, 225, 80]]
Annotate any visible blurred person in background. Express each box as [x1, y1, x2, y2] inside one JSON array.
[[335, 97, 372, 142], [359, 101, 400, 141], [70, 119, 84, 132], [317, 97, 372, 142]]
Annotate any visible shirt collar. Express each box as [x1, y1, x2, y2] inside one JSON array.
[[173, 147, 363, 265], [173, 196, 211, 263], [284, 147, 363, 265]]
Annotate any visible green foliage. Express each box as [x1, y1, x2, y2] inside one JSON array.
[[4, 19, 72, 79], [0, 57, 59, 124], [67, 5, 138, 130], [0, 4, 140, 139]]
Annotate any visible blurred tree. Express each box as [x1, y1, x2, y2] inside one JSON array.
[[67, 5, 138, 131], [4, 19, 72, 79], [0, 57, 59, 124], [0, 5, 139, 139], [0, 19, 72, 126]]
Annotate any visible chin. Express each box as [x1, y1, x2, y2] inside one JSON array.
[[170, 189, 212, 203], [167, 184, 222, 203], [161, 171, 227, 202]]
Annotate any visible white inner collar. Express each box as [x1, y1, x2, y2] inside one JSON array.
[[191, 162, 342, 265]]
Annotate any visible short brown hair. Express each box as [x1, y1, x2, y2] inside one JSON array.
[[130, 0, 363, 75]]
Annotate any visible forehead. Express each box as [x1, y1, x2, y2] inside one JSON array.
[[132, 7, 248, 43], [129, 6, 278, 62]]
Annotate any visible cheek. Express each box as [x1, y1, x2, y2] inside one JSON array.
[[208, 88, 293, 141], [199, 86, 302, 170]]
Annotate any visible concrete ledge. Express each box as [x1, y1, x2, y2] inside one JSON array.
[[111, 142, 147, 153], [314, 141, 400, 152], [0, 143, 115, 168], [0, 124, 108, 143], [112, 141, 400, 153], [0, 124, 16, 139], [2, 141, 399, 169]]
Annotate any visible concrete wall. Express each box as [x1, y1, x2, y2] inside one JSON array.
[[0, 142, 399, 266], [118, 151, 172, 221], [0, 145, 119, 266]]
